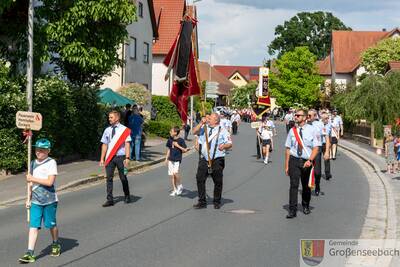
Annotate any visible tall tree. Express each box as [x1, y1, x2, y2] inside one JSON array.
[[230, 82, 258, 109], [268, 12, 351, 59], [0, 0, 136, 86], [361, 38, 400, 75], [270, 47, 323, 108]]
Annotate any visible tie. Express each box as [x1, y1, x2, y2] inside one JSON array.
[[297, 128, 303, 157], [111, 125, 117, 138], [208, 127, 214, 148]]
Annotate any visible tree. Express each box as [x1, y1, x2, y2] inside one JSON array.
[[332, 72, 400, 138], [230, 82, 258, 109], [270, 47, 323, 108], [0, 0, 136, 86], [361, 38, 400, 75], [268, 12, 351, 59]]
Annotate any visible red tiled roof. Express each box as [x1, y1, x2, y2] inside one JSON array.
[[213, 65, 260, 82], [153, 0, 186, 55], [317, 56, 331, 76], [319, 28, 400, 75], [198, 62, 235, 96]]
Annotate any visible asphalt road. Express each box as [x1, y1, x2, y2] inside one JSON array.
[[0, 123, 369, 267]]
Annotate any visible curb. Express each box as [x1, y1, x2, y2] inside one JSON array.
[[0, 148, 197, 208], [339, 143, 397, 267]]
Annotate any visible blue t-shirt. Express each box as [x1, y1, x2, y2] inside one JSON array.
[[128, 114, 144, 136], [166, 137, 186, 162]]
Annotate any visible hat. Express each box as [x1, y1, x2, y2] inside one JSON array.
[[34, 138, 51, 149]]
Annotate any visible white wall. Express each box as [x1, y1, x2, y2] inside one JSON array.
[[102, 0, 154, 92], [334, 73, 353, 92], [152, 56, 173, 96]]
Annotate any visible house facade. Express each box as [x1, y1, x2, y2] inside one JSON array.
[[102, 0, 158, 92], [213, 65, 259, 87], [318, 28, 400, 94]]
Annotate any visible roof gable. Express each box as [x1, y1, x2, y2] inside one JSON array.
[[198, 62, 235, 95], [213, 65, 259, 82]]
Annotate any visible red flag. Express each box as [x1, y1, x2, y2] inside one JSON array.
[[164, 18, 200, 123]]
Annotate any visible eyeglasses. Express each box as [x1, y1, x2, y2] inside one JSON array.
[[294, 114, 304, 117]]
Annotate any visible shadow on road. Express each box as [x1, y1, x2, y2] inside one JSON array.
[[282, 204, 315, 212], [36, 237, 79, 260], [114, 195, 142, 205]]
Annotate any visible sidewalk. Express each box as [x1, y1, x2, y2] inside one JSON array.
[[340, 138, 400, 220], [0, 137, 194, 206]]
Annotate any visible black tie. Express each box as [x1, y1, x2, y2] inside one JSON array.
[[297, 128, 303, 157], [208, 127, 214, 148], [111, 126, 117, 138]]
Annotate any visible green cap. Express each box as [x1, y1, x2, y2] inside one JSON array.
[[33, 138, 51, 149]]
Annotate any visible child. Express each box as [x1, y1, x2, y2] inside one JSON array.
[[165, 126, 189, 196], [258, 124, 273, 164], [19, 138, 60, 263], [385, 134, 396, 174]]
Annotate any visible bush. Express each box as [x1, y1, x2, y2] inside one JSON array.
[[144, 120, 178, 139], [151, 95, 181, 124], [119, 83, 151, 106], [0, 129, 27, 173]]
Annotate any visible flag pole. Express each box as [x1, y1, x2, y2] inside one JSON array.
[[190, 12, 212, 167]]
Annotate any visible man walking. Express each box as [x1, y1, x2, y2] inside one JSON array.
[[285, 109, 321, 218], [128, 105, 144, 161], [330, 110, 343, 160], [321, 113, 333, 180], [193, 113, 232, 209], [100, 110, 132, 207]]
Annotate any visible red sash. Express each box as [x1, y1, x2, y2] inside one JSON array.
[[105, 126, 131, 166]]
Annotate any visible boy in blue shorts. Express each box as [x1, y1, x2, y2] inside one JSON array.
[[19, 138, 61, 263]]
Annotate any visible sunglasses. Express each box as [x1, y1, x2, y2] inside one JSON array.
[[294, 114, 304, 117]]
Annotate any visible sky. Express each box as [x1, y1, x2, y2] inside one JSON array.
[[194, 0, 400, 66]]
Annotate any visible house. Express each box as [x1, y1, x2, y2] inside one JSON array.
[[198, 61, 235, 105], [152, 0, 196, 96], [102, 0, 158, 92], [213, 65, 259, 87], [318, 28, 400, 94]]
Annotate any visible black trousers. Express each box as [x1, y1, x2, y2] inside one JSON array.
[[288, 156, 311, 211], [256, 136, 261, 158], [314, 146, 322, 189], [322, 143, 331, 178], [105, 155, 130, 201], [232, 121, 238, 135], [196, 158, 225, 204]]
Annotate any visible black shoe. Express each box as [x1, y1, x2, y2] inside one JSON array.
[[303, 206, 311, 215], [332, 158, 336, 161], [286, 210, 297, 219], [325, 175, 332, 180], [214, 203, 221, 209], [102, 200, 114, 207], [193, 203, 207, 209], [124, 196, 131, 204], [315, 188, 320, 196]]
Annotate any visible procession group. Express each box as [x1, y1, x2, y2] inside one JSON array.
[[18, 106, 343, 263]]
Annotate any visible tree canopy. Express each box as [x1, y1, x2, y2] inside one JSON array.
[[268, 12, 351, 60], [0, 0, 136, 86], [361, 38, 400, 75], [230, 82, 258, 109], [270, 46, 323, 108], [332, 72, 400, 137]]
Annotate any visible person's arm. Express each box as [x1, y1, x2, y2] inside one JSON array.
[[100, 143, 107, 166], [173, 141, 189, 152], [285, 148, 290, 176], [304, 147, 320, 168], [165, 149, 170, 164], [26, 182, 32, 208], [324, 136, 331, 160], [27, 174, 56, 187], [192, 117, 206, 135], [124, 141, 130, 166]]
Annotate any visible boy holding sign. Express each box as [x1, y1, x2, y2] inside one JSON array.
[[19, 139, 61, 263]]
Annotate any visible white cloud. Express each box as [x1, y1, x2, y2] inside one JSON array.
[[195, 0, 399, 66]]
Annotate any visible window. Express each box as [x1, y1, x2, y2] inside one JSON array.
[[232, 74, 241, 80], [143, 42, 149, 63], [129, 37, 137, 59], [138, 2, 143, 18]]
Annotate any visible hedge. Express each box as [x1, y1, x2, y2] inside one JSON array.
[[151, 95, 181, 124], [144, 120, 179, 139]]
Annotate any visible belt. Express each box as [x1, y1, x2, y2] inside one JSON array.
[[290, 155, 309, 162]]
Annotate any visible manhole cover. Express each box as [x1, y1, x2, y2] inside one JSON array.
[[225, 209, 257, 214]]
